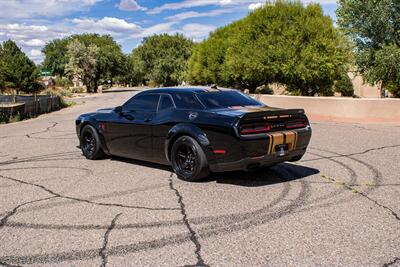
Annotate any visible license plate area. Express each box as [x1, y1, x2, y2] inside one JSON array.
[[275, 144, 289, 157]]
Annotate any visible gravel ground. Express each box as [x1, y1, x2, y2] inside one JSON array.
[[0, 91, 399, 267]]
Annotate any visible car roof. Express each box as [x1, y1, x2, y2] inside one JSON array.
[[140, 86, 235, 95]]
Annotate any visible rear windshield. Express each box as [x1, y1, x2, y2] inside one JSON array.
[[197, 91, 263, 109]]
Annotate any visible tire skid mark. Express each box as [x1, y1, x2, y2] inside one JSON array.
[[100, 213, 122, 267], [303, 151, 358, 204], [0, 174, 178, 211], [0, 170, 299, 265], [26, 122, 58, 138], [309, 148, 399, 221], [0, 197, 58, 228], [0, 260, 22, 267], [383, 257, 400, 267], [5, 168, 291, 231], [2, 183, 171, 217], [169, 176, 208, 267], [309, 147, 382, 188], [304, 145, 400, 163], [0, 151, 80, 166]]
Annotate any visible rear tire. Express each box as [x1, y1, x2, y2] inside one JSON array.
[[171, 136, 210, 182], [80, 125, 105, 160]]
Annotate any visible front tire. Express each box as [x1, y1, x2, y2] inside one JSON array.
[[80, 125, 105, 160], [171, 136, 210, 181]]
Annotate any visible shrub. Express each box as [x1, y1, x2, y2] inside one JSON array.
[[335, 74, 354, 97]]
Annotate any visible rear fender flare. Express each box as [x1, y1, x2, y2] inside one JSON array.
[[165, 123, 215, 164]]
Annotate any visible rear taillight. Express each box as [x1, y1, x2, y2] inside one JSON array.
[[286, 120, 307, 129], [240, 124, 271, 135]]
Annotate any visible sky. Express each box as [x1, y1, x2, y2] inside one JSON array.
[[0, 0, 338, 63]]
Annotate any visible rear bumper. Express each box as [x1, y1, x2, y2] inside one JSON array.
[[209, 148, 306, 172]]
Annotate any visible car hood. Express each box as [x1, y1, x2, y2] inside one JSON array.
[[96, 108, 115, 114]]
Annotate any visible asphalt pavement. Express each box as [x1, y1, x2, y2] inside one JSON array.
[[0, 91, 399, 267]]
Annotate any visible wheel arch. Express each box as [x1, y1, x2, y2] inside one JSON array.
[[165, 123, 215, 164], [79, 120, 110, 155]]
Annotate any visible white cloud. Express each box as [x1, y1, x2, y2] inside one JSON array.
[[149, 0, 338, 14], [0, 0, 102, 19], [21, 39, 46, 47], [166, 8, 236, 22], [148, 0, 255, 14], [117, 0, 146, 11], [248, 2, 263, 10], [30, 49, 42, 57], [137, 22, 178, 38], [71, 17, 142, 34], [181, 23, 216, 39]]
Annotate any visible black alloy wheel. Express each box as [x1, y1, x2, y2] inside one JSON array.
[[80, 125, 105, 160], [171, 136, 209, 181]]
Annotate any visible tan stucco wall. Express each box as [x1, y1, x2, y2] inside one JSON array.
[[256, 95, 400, 120]]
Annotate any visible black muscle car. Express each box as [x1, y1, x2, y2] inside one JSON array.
[[76, 87, 312, 181]]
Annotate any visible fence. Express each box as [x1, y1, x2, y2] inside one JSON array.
[[0, 94, 62, 123]]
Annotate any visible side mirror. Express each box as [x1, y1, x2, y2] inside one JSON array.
[[114, 106, 122, 114]]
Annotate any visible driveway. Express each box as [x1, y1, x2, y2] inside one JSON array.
[[0, 91, 399, 266]]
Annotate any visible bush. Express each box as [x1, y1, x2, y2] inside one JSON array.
[[255, 85, 274, 95], [55, 77, 73, 88], [335, 74, 354, 97]]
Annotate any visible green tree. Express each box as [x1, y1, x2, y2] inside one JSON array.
[[42, 38, 69, 77], [0, 40, 38, 93], [188, 1, 352, 95], [130, 34, 194, 86], [337, 0, 400, 97], [42, 34, 124, 92], [65, 40, 99, 92]]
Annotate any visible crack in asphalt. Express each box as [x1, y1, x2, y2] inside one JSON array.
[[169, 176, 208, 267], [321, 174, 400, 222], [100, 213, 122, 267], [0, 174, 178, 212], [25, 122, 58, 138], [0, 196, 57, 228], [304, 145, 400, 163], [383, 257, 400, 267]]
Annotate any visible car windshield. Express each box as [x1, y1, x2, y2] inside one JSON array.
[[197, 91, 263, 109]]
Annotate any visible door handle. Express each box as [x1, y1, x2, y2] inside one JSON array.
[[144, 118, 152, 123]]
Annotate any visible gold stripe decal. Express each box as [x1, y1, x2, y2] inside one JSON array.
[[267, 131, 298, 155]]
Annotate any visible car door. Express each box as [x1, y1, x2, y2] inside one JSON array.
[[152, 94, 176, 164], [105, 94, 160, 160]]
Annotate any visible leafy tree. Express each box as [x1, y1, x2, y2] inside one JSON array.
[[42, 38, 69, 77], [130, 34, 194, 86], [337, 0, 400, 97], [65, 40, 99, 92], [188, 1, 352, 95], [0, 40, 38, 93], [42, 34, 124, 92]]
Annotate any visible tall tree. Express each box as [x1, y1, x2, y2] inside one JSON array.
[[0, 40, 38, 93], [42, 34, 124, 92], [130, 34, 194, 86], [187, 1, 352, 95], [42, 38, 70, 77], [65, 40, 99, 92], [337, 0, 400, 97]]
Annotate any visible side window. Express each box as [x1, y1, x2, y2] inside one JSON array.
[[159, 95, 175, 112], [172, 93, 204, 110], [124, 94, 160, 112]]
